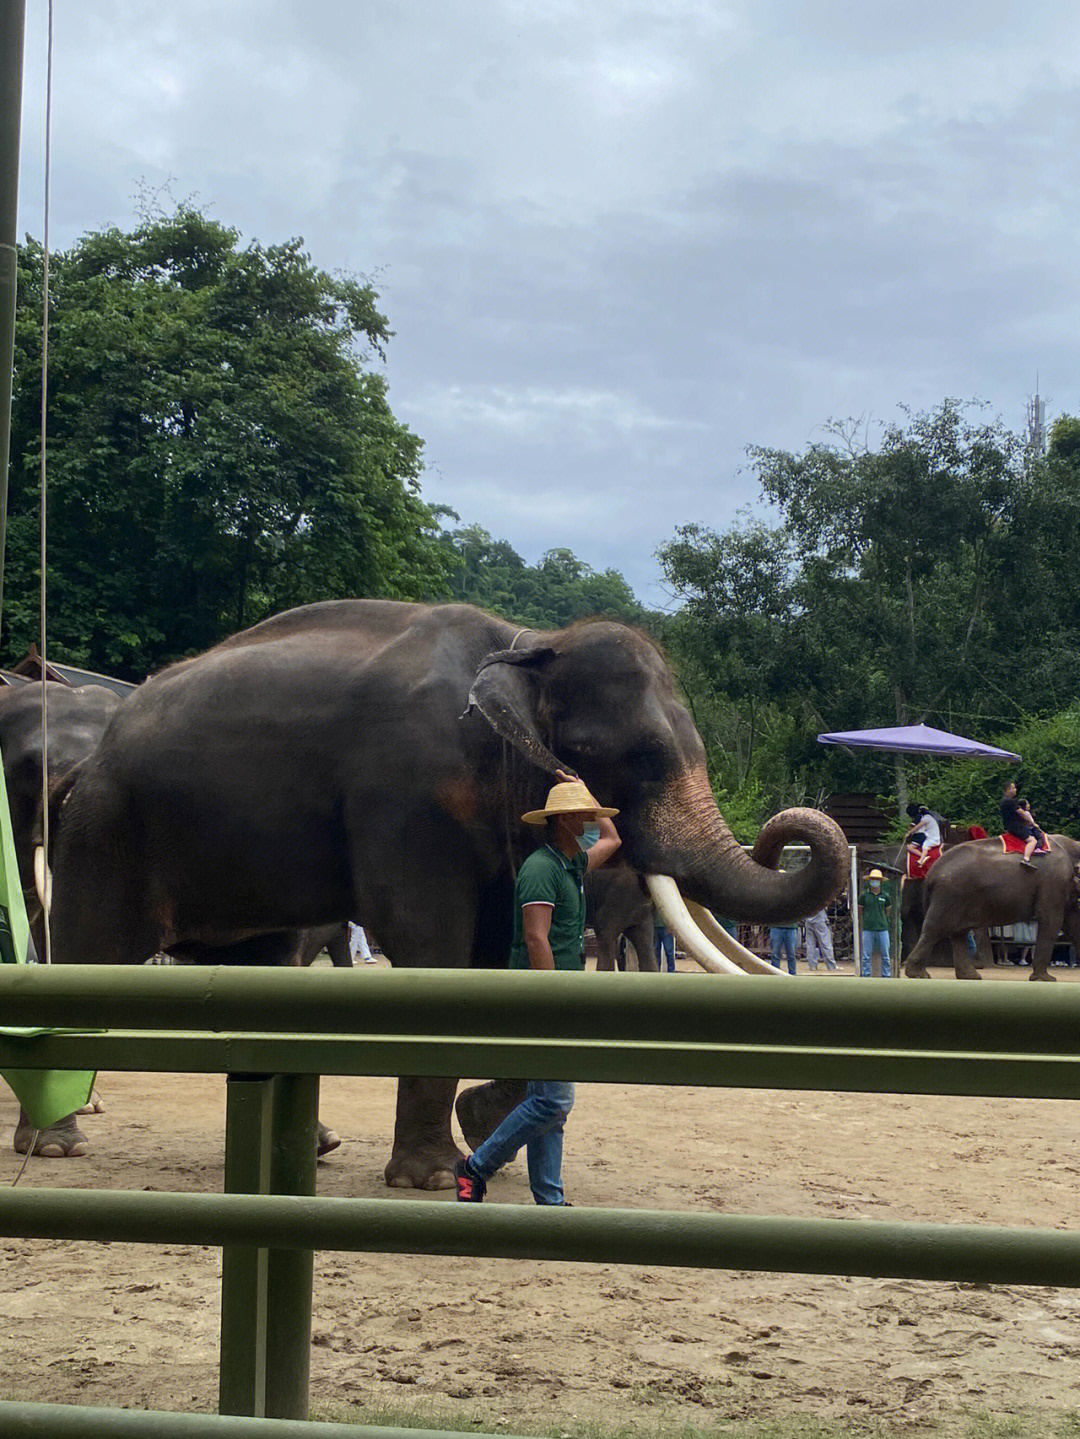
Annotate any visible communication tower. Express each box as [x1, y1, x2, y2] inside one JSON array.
[[1026, 381, 1047, 454]]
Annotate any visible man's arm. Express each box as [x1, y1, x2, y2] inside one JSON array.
[[586, 816, 621, 871], [522, 903, 556, 970]]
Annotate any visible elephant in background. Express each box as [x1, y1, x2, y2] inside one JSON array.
[[900, 875, 994, 970], [588, 865, 658, 972], [903, 835, 1080, 981], [0, 681, 122, 957], [45, 599, 849, 1187], [0, 681, 123, 1156], [897, 826, 994, 970]]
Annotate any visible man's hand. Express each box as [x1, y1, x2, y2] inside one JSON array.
[[555, 768, 578, 783]]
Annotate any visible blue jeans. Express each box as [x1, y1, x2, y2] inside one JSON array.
[[655, 930, 675, 972], [770, 926, 798, 975], [467, 1079, 575, 1205], [861, 929, 891, 978]]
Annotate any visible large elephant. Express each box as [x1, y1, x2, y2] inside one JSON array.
[[903, 835, 1080, 981], [45, 600, 849, 1188], [0, 681, 122, 1156]]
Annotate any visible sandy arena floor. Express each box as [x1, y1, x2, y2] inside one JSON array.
[[3, 960, 1080, 1435]]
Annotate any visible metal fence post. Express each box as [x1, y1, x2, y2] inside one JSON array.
[[262, 1072, 318, 1420], [219, 1075, 273, 1416]]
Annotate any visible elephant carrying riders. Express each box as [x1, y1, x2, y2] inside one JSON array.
[[455, 771, 621, 1206], [903, 803, 944, 879], [1001, 780, 1049, 870]]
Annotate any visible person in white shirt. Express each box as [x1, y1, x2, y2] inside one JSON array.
[[904, 804, 942, 863]]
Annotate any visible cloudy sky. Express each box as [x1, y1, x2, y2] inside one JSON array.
[[15, 1, 1080, 605]]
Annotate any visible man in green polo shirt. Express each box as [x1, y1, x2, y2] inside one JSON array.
[[456, 771, 620, 1204]]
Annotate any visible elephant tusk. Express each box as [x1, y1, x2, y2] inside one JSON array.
[[685, 900, 787, 977], [34, 844, 52, 914], [645, 875, 750, 977]]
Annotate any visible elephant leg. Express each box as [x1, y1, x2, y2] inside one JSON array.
[[593, 928, 618, 971], [14, 1105, 89, 1158], [455, 1078, 529, 1151], [325, 925, 351, 968], [972, 928, 994, 969], [900, 879, 922, 963], [626, 919, 658, 973], [951, 934, 981, 980], [369, 863, 489, 1190], [903, 926, 936, 979], [385, 1076, 462, 1190], [1029, 907, 1064, 981]]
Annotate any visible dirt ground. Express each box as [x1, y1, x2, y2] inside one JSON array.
[[4, 959, 1080, 1436]]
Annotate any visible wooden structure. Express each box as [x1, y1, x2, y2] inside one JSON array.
[[3, 644, 136, 697]]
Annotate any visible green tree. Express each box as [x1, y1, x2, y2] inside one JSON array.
[[8, 207, 450, 677], [660, 401, 1037, 816], [438, 524, 648, 630]]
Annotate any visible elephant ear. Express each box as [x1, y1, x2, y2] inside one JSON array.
[[464, 647, 572, 777]]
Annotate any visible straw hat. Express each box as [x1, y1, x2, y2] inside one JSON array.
[[867, 868, 884, 880], [522, 779, 619, 826]]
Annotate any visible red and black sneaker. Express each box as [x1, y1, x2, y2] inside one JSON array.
[[454, 1157, 486, 1203]]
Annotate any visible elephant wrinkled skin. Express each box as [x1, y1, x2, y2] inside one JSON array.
[[47, 600, 849, 1187]]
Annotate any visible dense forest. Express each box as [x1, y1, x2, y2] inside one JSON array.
[[9, 207, 1080, 837]]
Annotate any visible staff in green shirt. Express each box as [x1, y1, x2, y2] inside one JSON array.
[[858, 867, 893, 978], [456, 770, 621, 1204]]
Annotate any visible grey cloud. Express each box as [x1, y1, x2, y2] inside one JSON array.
[[14, 1, 1080, 604]]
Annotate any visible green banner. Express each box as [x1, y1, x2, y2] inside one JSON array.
[[0, 743, 95, 1129]]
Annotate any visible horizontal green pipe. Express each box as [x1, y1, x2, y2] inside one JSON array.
[[0, 1402, 504, 1439], [2, 1030, 1080, 1099], [4, 964, 1080, 1058], [2, 1187, 1079, 1287]]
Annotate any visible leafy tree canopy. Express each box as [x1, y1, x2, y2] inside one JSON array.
[[658, 400, 1080, 824], [8, 207, 451, 677], [437, 522, 649, 630]]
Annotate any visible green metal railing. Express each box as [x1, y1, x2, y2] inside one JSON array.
[[2, 965, 1080, 1439]]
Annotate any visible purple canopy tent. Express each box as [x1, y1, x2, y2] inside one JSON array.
[[816, 722, 1020, 979], [816, 723, 1021, 763]]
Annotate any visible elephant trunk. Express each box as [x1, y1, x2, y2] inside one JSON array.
[[634, 766, 849, 925]]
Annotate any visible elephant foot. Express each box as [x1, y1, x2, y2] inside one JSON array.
[[76, 1091, 106, 1116], [903, 963, 931, 979], [14, 1109, 89, 1158], [455, 1079, 528, 1152], [955, 968, 982, 981], [1030, 969, 1057, 982], [317, 1121, 341, 1158], [384, 1146, 462, 1191]]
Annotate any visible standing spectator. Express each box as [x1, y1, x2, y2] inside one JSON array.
[[769, 923, 799, 976], [348, 922, 377, 964], [654, 916, 676, 973], [804, 908, 837, 971], [858, 869, 892, 977]]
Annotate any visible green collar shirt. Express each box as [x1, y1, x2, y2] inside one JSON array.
[[510, 843, 588, 970]]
